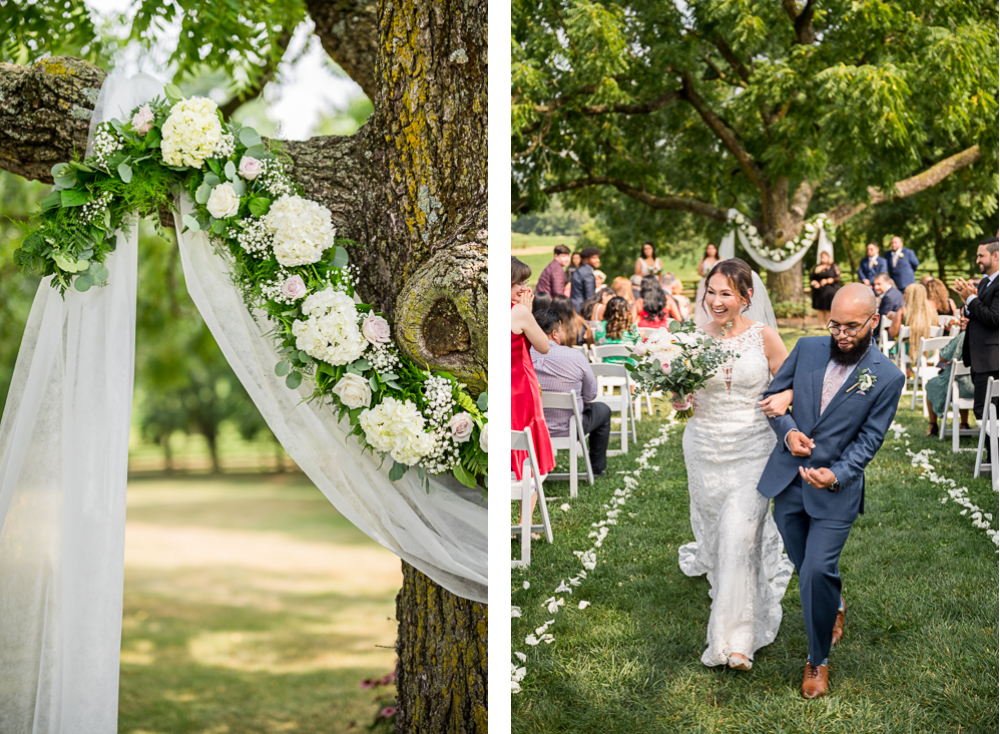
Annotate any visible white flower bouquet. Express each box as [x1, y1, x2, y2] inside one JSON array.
[[626, 320, 733, 418]]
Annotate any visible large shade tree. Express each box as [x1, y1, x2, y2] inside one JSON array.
[[0, 1, 487, 730], [512, 0, 998, 300]]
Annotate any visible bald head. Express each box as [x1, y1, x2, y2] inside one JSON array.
[[831, 283, 876, 322]]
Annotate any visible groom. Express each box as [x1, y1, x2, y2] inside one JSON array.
[[757, 284, 904, 699]]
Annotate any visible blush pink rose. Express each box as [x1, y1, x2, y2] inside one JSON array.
[[131, 104, 155, 135], [362, 312, 392, 345], [238, 156, 263, 180], [281, 275, 307, 300], [447, 412, 474, 443]]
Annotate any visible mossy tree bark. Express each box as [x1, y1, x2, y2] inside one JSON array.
[[0, 0, 487, 730]]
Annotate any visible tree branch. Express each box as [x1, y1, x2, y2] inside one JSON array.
[[712, 37, 752, 82], [533, 88, 681, 116], [680, 72, 765, 193], [513, 176, 728, 221], [825, 145, 983, 226], [305, 0, 378, 100], [790, 179, 815, 220], [781, 0, 817, 44]]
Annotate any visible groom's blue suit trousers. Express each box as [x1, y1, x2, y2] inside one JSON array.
[[773, 477, 853, 665]]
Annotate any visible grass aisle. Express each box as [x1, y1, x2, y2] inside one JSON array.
[[511, 400, 998, 733]]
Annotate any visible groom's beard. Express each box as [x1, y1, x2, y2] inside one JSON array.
[[829, 329, 874, 366]]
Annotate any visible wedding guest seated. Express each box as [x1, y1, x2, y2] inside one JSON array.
[[598, 296, 639, 364], [594, 269, 607, 289], [612, 276, 637, 306], [530, 309, 612, 477], [581, 287, 613, 322], [531, 291, 552, 315], [888, 283, 936, 372], [661, 272, 691, 321], [924, 328, 974, 436], [552, 294, 594, 346], [921, 276, 959, 317], [873, 272, 903, 318]]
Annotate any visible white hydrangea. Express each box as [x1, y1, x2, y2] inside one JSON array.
[[161, 97, 223, 168], [291, 288, 368, 365], [263, 194, 336, 267], [359, 397, 436, 466]]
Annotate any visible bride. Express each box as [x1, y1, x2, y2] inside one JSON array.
[[677, 258, 794, 670]]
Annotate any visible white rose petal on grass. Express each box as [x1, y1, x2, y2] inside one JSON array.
[[554, 580, 572, 594], [331, 373, 373, 410], [206, 182, 240, 219], [263, 194, 336, 266], [161, 97, 222, 168], [578, 601, 590, 610], [542, 597, 564, 614], [559, 503, 571, 512], [525, 634, 541, 646], [514, 651, 526, 662], [522, 581, 530, 590], [510, 606, 521, 618]]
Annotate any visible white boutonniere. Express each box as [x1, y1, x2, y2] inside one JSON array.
[[845, 367, 876, 395]]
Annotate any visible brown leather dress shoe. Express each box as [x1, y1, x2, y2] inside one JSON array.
[[831, 597, 846, 646], [802, 661, 829, 699]]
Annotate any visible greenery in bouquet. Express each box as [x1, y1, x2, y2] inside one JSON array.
[[625, 320, 735, 418], [14, 85, 488, 490]]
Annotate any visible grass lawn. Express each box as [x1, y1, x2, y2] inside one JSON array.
[[119, 474, 401, 733], [511, 392, 998, 732]]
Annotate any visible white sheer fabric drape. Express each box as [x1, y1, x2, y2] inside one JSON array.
[[173, 196, 487, 602], [718, 208, 825, 273], [0, 74, 486, 734]]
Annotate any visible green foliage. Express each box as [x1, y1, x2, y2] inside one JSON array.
[[513, 0, 999, 259], [1, 0, 105, 65], [511, 196, 592, 236], [771, 300, 812, 319]]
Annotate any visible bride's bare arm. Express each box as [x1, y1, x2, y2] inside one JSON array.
[[761, 325, 789, 376]]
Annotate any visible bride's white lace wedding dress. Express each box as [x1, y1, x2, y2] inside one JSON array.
[[679, 321, 793, 666]]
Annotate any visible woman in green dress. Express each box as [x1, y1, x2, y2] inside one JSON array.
[[924, 330, 974, 436], [598, 296, 639, 364]]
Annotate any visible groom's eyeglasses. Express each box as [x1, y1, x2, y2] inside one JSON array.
[[826, 313, 875, 337]]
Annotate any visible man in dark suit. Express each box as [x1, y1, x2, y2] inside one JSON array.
[[954, 237, 999, 460], [758, 284, 904, 699], [857, 243, 887, 289], [873, 273, 903, 318], [884, 236, 920, 291], [570, 247, 600, 312]]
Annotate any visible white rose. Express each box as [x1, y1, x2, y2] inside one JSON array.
[[238, 156, 263, 180], [131, 104, 154, 134], [206, 182, 240, 219], [362, 312, 392, 345], [281, 275, 307, 300], [332, 373, 372, 410], [479, 412, 489, 453], [447, 412, 474, 443]]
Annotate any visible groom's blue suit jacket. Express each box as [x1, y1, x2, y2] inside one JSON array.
[[756, 337, 905, 521]]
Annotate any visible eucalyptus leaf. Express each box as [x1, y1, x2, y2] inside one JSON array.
[[204, 172, 221, 187], [117, 162, 133, 184], [351, 358, 370, 371], [477, 392, 488, 411], [79, 248, 94, 260], [181, 214, 201, 233], [285, 371, 303, 389], [232, 178, 246, 197], [388, 461, 408, 482], [386, 380, 403, 390], [297, 350, 313, 364], [381, 372, 399, 381], [73, 274, 94, 292], [53, 253, 90, 273], [275, 360, 291, 376], [195, 182, 212, 204], [330, 246, 349, 269], [211, 219, 226, 234], [369, 376, 378, 391], [224, 160, 236, 180], [245, 144, 267, 158], [239, 128, 262, 147], [51, 163, 71, 177]]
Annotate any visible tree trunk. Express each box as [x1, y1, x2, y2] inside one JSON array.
[[162, 434, 174, 474], [395, 562, 487, 734], [767, 262, 805, 304], [0, 0, 489, 725], [204, 429, 221, 474], [761, 180, 806, 303]]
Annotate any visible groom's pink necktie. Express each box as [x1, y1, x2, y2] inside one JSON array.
[[820, 363, 852, 414]]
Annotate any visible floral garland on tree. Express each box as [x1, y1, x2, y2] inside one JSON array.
[[14, 84, 488, 490], [730, 211, 834, 263]]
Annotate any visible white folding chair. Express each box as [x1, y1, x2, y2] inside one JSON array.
[[589, 362, 637, 454], [939, 359, 979, 451], [989, 403, 999, 492], [974, 377, 996, 480], [592, 343, 657, 417], [510, 427, 553, 567], [911, 336, 951, 411], [938, 314, 956, 329], [878, 318, 896, 360], [541, 390, 594, 497], [572, 344, 591, 362], [592, 344, 631, 362], [895, 324, 910, 372]]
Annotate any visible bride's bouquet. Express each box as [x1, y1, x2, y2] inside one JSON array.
[[626, 320, 734, 418]]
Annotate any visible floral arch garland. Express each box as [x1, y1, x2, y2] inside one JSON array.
[[725, 209, 835, 272], [14, 84, 488, 489]]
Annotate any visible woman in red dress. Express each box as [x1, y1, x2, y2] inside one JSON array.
[[511, 257, 556, 479]]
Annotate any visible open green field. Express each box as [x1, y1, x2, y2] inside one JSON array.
[[119, 474, 400, 733], [512, 388, 998, 732]]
